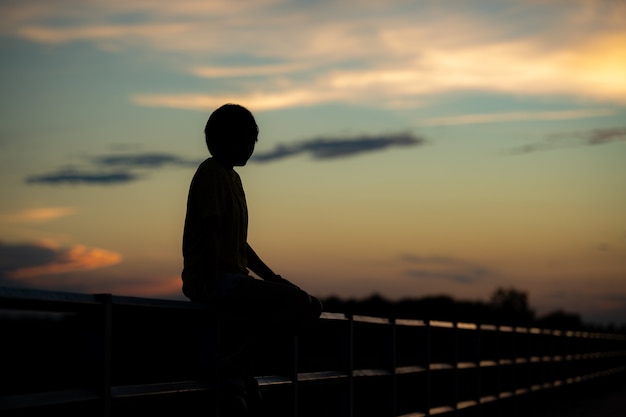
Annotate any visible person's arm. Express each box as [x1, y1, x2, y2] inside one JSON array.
[[246, 243, 299, 288]]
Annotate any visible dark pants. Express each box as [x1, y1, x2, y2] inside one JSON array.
[[219, 274, 321, 328], [202, 274, 322, 375]]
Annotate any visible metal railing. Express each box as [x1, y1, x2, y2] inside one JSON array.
[[1, 287, 625, 416]]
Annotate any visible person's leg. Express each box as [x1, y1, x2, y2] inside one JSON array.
[[218, 274, 321, 333], [216, 274, 322, 409]]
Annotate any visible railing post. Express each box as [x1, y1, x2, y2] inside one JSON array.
[[495, 324, 502, 417], [213, 312, 221, 417], [475, 322, 482, 415], [453, 321, 459, 415], [390, 318, 397, 417], [425, 319, 432, 416], [348, 315, 354, 417], [100, 294, 112, 417], [292, 335, 299, 417]]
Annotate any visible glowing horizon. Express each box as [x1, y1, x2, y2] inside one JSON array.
[[1, 0, 625, 325]]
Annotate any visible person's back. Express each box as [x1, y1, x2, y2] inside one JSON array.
[[182, 158, 248, 300]]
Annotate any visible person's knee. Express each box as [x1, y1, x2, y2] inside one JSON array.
[[298, 291, 323, 324], [309, 295, 323, 320], [292, 289, 311, 314]]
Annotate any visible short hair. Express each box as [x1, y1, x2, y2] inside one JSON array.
[[204, 104, 258, 157]]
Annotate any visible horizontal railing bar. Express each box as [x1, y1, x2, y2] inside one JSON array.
[[111, 381, 211, 398], [429, 405, 454, 415], [429, 320, 454, 328], [480, 395, 498, 404], [110, 295, 209, 311], [594, 350, 626, 358], [353, 368, 392, 378], [395, 365, 427, 374], [0, 389, 100, 410], [582, 365, 626, 380], [0, 363, 622, 412], [0, 287, 101, 311], [457, 361, 478, 369], [257, 375, 292, 386], [457, 400, 478, 409], [397, 412, 427, 417], [457, 322, 477, 330], [7, 362, 618, 411], [298, 371, 350, 382], [353, 315, 392, 324], [429, 363, 454, 370], [395, 318, 426, 327], [2, 287, 624, 339], [319, 311, 348, 320], [420, 351, 626, 371]]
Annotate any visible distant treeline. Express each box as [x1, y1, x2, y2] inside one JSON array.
[[321, 287, 625, 333]]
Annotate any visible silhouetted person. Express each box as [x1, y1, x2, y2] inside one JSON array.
[[182, 103, 322, 415]]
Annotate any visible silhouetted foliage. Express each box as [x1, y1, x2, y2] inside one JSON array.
[[488, 287, 535, 326], [536, 309, 582, 330], [322, 287, 620, 331]]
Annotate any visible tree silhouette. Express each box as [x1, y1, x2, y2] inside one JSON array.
[[489, 287, 535, 325]]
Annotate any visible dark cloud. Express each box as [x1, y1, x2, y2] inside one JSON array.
[[26, 133, 425, 186], [251, 133, 426, 163], [584, 128, 626, 145], [405, 269, 487, 284], [93, 152, 199, 169], [510, 127, 626, 154], [401, 254, 474, 266], [26, 152, 201, 186], [0, 241, 122, 293], [402, 254, 492, 284], [0, 242, 56, 287], [26, 168, 139, 185]]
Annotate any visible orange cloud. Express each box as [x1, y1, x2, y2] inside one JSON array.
[[9, 245, 122, 279], [131, 90, 341, 112], [132, 30, 626, 112], [6, 1, 626, 108], [420, 109, 614, 126], [16, 23, 190, 45], [108, 276, 183, 298], [5, 207, 78, 223], [191, 62, 310, 78]]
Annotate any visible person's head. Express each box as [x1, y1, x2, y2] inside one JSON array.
[[204, 104, 259, 166]]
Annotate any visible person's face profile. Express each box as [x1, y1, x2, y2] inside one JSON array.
[[227, 128, 257, 166], [232, 137, 256, 166]]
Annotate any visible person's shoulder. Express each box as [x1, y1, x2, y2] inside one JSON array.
[[191, 158, 229, 187], [196, 157, 216, 170], [195, 158, 223, 176]]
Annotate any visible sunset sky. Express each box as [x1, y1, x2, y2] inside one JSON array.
[[1, 0, 625, 325]]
